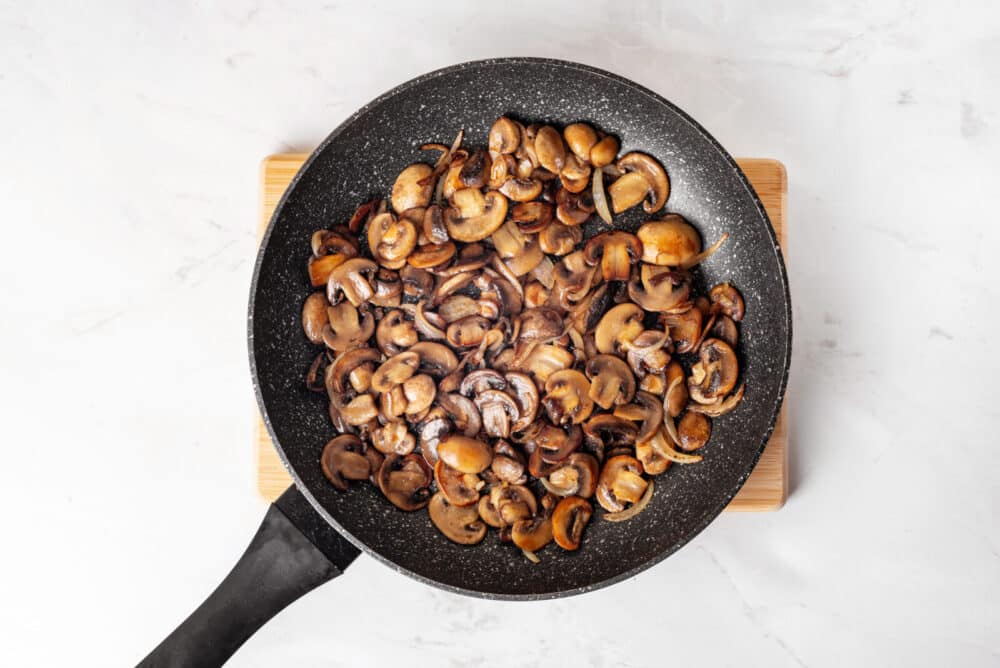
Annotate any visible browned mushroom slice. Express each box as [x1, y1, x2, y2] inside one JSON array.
[[372, 421, 416, 456], [710, 282, 745, 322], [543, 453, 599, 498], [408, 341, 459, 378], [524, 281, 550, 309], [635, 436, 671, 475], [379, 385, 407, 421], [377, 454, 432, 511], [637, 215, 702, 266], [710, 314, 739, 348], [475, 389, 520, 439], [488, 116, 521, 155], [437, 392, 482, 438], [561, 123, 597, 163], [375, 309, 417, 355], [490, 440, 527, 484], [322, 303, 375, 353], [456, 149, 490, 189], [543, 369, 595, 425], [639, 372, 667, 397], [555, 186, 596, 226], [521, 344, 574, 383], [551, 496, 593, 550], [616, 152, 669, 213], [370, 351, 419, 393], [326, 258, 378, 306], [534, 423, 584, 465], [589, 134, 619, 167], [585, 354, 637, 409], [492, 484, 538, 526], [305, 352, 330, 393], [628, 264, 692, 313], [400, 264, 434, 299], [327, 347, 381, 395], [607, 172, 649, 213], [307, 253, 350, 288], [516, 306, 564, 352], [417, 410, 451, 465], [367, 213, 417, 270], [402, 374, 436, 416], [584, 414, 639, 450], [624, 329, 671, 377], [538, 221, 582, 256], [444, 190, 508, 242], [594, 303, 645, 354], [446, 315, 490, 348], [512, 511, 554, 552], [660, 308, 703, 354], [499, 178, 543, 202], [407, 241, 456, 269], [552, 250, 599, 308], [612, 390, 664, 444], [391, 163, 434, 213], [488, 153, 516, 189], [428, 492, 487, 545], [677, 412, 712, 451], [312, 227, 360, 259], [595, 455, 647, 512], [689, 338, 739, 404], [510, 201, 554, 234], [503, 372, 539, 432], [582, 231, 642, 282], [436, 435, 492, 474], [478, 494, 503, 527], [369, 269, 402, 307], [301, 292, 329, 344], [320, 435, 370, 491], [560, 154, 592, 193], [688, 383, 745, 417], [434, 460, 483, 507], [664, 361, 688, 417]]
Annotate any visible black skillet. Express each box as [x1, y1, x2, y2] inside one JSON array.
[[140, 58, 791, 667]]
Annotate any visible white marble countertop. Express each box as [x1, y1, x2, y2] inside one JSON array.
[[2, 2, 998, 666]]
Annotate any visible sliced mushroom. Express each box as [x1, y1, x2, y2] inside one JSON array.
[[510, 201, 554, 234], [489, 116, 521, 155], [639, 372, 667, 397], [391, 163, 434, 213], [539, 221, 583, 256], [408, 341, 459, 377], [436, 435, 492, 474], [475, 389, 520, 439], [458, 149, 491, 189], [327, 258, 378, 306], [607, 172, 649, 213], [628, 264, 692, 313], [589, 134, 619, 167], [637, 216, 702, 266], [583, 231, 642, 282], [689, 338, 739, 404], [301, 292, 329, 344], [444, 190, 508, 242], [677, 412, 712, 451], [402, 373, 436, 416], [478, 494, 503, 527], [428, 492, 487, 544], [492, 484, 538, 526], [370, 351, 420, 393], [327, 347, 381, 395], [504, 372, 539, 432], [370, 269, 402, 307], [437, 392, 482, 438], [543, 370, 595, 425], [367, 212, 417, 269], [521, 344, 574, 383], [585, 354, 636, 409], [375, 309, 417, 355], [584, 414, 638, 449], [555, 186, 596, 226], [624, 329, 671, 376], [710, 282, 745, 322], [499, 178, 543, 202], [595, 455, 646, 513], [408, 241, 456, 269], [524, 281, 550, 309], [338, 393, 379, 426], [660, 308, 703, 354], [543, 453, 599, 498], [594, 303, 645, 354], [446, 315, 490, 348], [710, 314, 739, 348], [512, 510, 553, 552], [372, 421, 416, 456], [320, 435, 370, 491], [533, 125, 566, 174], [400, 264, 434, 298], [616, 152, 669, 213], [563, 123, 598, 163], [552, 496, 593, 550], [379, 385, 407, 421], [534, 423, 584, 465], [627, 391, 664, 443], [305, 352, 330, 392], [377, 454, 432, 511], [307, 253, 349, 288], [418, 411, 451, 465], [322, 302, 375, 352], [635, 436, 671, 475], [434, 460, 483, 507], [552, 250, 599, 308]]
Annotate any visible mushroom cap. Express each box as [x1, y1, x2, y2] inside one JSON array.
[[322, 302, 376, 353], [428, 492, 487, 545], [510, 201, 554, 234], [585, 354, 637, 410], [328, 347, 381, 395], [488, 116, 521, 155], [475, 389, 520, 439], [637, 216, 702, 266], [407, 341, 459, 377], [499, 178, 543, 202], [589, 135, 619, 168], [546, 453, 599, 498], [433, 460, 482, 507], [552, 496, 593, 551], [504, 372, 540, 432], [371, 351, 420, 393], [320, 435, 370, 491], [437, 392, 482, 438], [367, 212, 417, 269], [522, 344, 574, 384], [371, 421, 416, 456], [583, 231, 642, 282], [594, 302, 645, 354], [301, 292, 329, 344], [660, 307, 703, 354], [390, 163, 434, 213], [617, 152, 670, 213], [436, 435, 493, 474], [543, 369, 595, 425], [402, 373, 437, 415], [534, 423, 584, 465], [628, 264, 692, 313], [446, 315, 491, 348], [407, 241, 456, 269], [677, 411, 712, 451], [377, 453, 433, 511], [584, 414, 639, 447], [607, 172, 649, 213], [596, 455, 646, 512], [327, 257, 378, 306], [689, 338, 739, 403], [375, 309, 418, 355], [511, 513, 554, 552], [563, 123, 598, 162], [539, 221, 582, 256], [477, 494, 503, 527], [710, 282, 745, 322], [459, 149, 491, 189], [534, 125, 566, 174]]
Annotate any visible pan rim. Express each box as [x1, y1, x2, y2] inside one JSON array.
[[248, 56, 792, 600]]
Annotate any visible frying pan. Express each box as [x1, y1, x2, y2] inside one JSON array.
[[140, 58, 791, 667]]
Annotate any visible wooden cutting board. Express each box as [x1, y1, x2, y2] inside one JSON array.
[[255, 155, 789, 511]]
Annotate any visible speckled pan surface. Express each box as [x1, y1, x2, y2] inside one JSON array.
[[249, 58, 791, 599]]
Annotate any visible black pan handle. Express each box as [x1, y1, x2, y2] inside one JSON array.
[[138, 485, 360, 667]]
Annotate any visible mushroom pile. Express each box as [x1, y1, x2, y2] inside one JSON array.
[[302, 117, 746, 560]]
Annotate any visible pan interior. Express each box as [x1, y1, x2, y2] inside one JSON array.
[[250, 58, 790, 599]]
